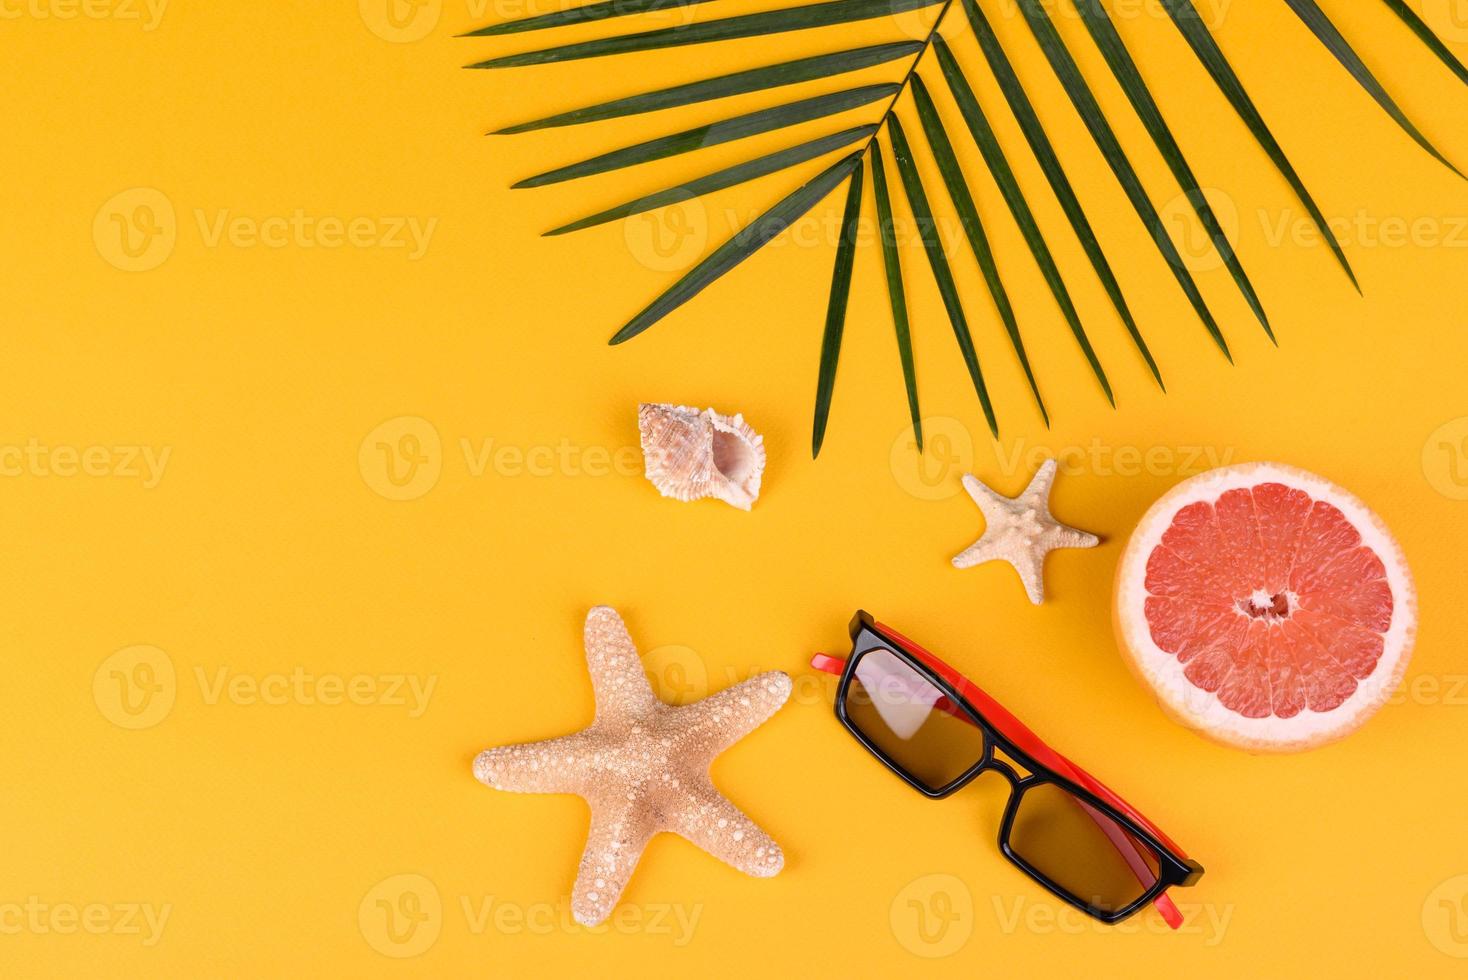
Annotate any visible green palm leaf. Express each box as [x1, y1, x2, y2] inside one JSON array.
[[930, 44, 1120, 404], [887, 115, 998, 437], [464, 0, 721, 38], [469, 0, 1465, 454], [813, 161, 865, 457], [546, 125, 875, 234], [869, 141, 922, 450], [1160, 0, 1357, 292], [1380, 0, 1468, 86], [610, 152, 861, 344], [493, 42, 922, 134], [467, 0, 944, 69], [1283, 0, 1462, 175], [908, 75, 1052, 422], [1012, 0, 1231, 359], [959, 0, 1161, 387], [515, 84, 896, 187], [1070, 0, 1274, 342]]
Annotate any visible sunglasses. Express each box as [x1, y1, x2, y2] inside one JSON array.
[[811, 611, 1204, 928]]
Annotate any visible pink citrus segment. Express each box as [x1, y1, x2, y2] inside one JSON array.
[[1114, 463, 1415, 753]]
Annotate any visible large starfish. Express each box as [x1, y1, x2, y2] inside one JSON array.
[[951, 459, 1100, 605], [473, 606, 791, 926]]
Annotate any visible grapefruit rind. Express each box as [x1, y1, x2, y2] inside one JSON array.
[[1114, 462, 1415, 753]]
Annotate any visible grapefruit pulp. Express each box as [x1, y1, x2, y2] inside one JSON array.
[[1114, 462, 1415, 752]]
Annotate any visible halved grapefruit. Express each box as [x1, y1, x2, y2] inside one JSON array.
[[1114, 462, 1415, 753]]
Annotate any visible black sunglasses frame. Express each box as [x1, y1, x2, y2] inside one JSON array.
[[831, 612, 1203, 924]]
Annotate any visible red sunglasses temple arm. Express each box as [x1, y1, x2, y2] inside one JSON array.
[[810, 652, 1185, 930], [810, 653, 849, 675], [1072, 796, 1184, 929]]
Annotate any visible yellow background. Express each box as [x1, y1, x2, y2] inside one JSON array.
[[6, 0, 1468, 975]]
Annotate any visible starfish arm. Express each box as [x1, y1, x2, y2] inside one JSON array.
[[1020, 458, 1059, 505], [953, 460, 1097, 604], [672, 671, 792, 755], [572, 793, 660, 926], [951, 537, 1000, 569], [1012, 549, 1047, 605], [960, 473, 1006, 520], [584, 606, 657, 725], [473, 731, 595, 794], [669, 776, 784, 879], [1043, 524, 1100, 550]]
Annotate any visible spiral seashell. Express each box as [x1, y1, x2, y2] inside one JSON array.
[[637, 403, 765, 510]]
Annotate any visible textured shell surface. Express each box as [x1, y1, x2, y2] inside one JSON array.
[[637, 403, 765, 510]]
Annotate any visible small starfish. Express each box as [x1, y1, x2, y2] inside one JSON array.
[[473, 606, 790, 926], [951, 459, 1100, 605]]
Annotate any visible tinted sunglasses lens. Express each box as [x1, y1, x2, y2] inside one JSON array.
[[1007, 782, 1161, 914], [842, 648, 986, 792]]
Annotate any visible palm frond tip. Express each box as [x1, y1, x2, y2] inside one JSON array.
[[468, 0, 1465, 453]]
